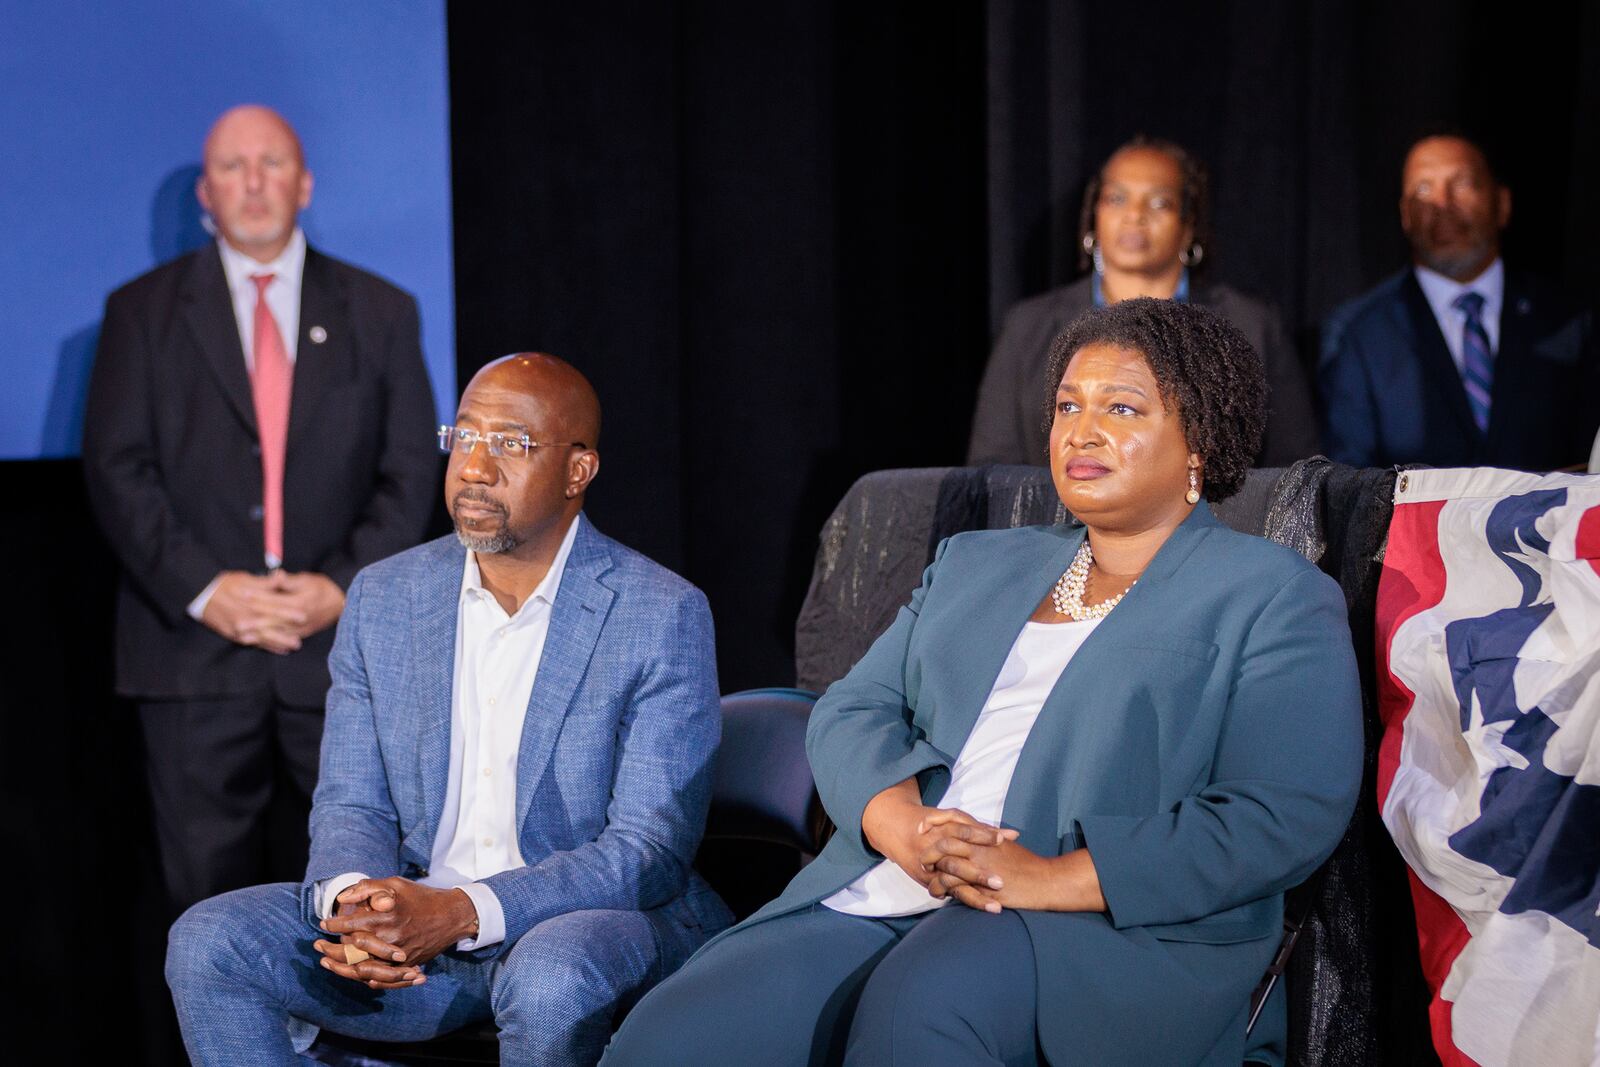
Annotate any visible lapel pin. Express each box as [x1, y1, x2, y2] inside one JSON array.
[[309, 325, 328, 344]]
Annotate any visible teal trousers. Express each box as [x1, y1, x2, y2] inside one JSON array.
[[602, 903, 1042, 1067]]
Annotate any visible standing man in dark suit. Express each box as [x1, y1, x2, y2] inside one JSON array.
[[83, 105, 438, 919], [1319, 134, 1597, 470]]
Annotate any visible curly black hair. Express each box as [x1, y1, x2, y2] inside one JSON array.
[[1077, 135, 1211, 274], [1042, 298, 1265, 502]]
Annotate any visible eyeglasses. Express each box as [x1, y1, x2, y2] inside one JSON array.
[[437, 425, 586, 460]]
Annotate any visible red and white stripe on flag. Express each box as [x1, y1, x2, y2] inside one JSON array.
[[1376, 467, 1600, 1067]]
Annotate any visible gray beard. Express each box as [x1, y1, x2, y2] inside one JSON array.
[[1412, 235, 1496, 283], [455, 527, 519, 554]]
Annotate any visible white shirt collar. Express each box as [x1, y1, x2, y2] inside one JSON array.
[[216, 226, 307, 293], [1414, 257, 1504, 326], [461, 513, 583, 618]]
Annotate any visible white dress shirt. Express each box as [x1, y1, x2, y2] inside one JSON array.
[[318, 515, 583, 950], [1413, 257, 1504, 376], [186, 229, 310, 614], [824, 616, 1100, 917], [216, 227, 307, 371]]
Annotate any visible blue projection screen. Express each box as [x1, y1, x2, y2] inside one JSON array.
[[0, 0, 456, 458]]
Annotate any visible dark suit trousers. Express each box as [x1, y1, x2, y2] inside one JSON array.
[[138, 690, 323, 916]]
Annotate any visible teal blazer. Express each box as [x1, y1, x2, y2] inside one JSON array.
[[739, 502, 1362, 1059]]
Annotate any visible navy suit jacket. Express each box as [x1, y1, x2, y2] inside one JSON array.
[[1318, 268, 1597, 471], [298, 520, 731, 956], [718, 503, 1362, 1062], [83, 242, 438, 705]]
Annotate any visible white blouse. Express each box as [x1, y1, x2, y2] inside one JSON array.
[[823, 616, 1100, 917]]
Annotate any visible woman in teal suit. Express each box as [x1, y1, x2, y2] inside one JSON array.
[[605, 299, 1363, 1066]]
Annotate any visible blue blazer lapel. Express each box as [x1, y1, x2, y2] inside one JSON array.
[[1398, 272, 1479, 441], [1002, 503, 1222, 850], [409, 539, 464, 864], [919, 524, 1083, 774], [516, 517, 616, 831]]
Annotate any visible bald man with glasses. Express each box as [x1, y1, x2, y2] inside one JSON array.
[[165, 354, 733, 1067]]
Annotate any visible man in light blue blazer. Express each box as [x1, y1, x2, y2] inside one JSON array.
[[166, 354, 732, 1066]]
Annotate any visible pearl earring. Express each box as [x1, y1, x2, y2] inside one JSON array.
[[1185, 469, 1200, 505]]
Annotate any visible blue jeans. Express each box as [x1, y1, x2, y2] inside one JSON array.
[[167, 882, 708, 1067]]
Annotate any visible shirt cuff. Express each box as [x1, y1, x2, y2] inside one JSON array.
[[453, 883, 505, 950], [315, 872, 370, 920], [186, 573, 227, 621]]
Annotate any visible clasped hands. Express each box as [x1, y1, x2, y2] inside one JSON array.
[[312, 877, 480, 991], [862, 779, 1103, 914], [201, 570, 345, 653]]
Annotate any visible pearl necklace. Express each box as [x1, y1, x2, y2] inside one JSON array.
[[1050, 542, 1134, 621]]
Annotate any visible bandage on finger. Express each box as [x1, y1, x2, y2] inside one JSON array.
[[343, 943, 371, 965]]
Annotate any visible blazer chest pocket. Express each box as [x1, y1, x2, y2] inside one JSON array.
[[1531, 320, 1584, 367], [1103, 636, 1219, 697], [305, 372, 376, 411], [1116, 636, 1217, 664], [1080, 636, 1222, 769]]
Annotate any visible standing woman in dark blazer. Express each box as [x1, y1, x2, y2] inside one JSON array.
[[968, 136, 1319, 468], [605, 300, 1362, 1067]]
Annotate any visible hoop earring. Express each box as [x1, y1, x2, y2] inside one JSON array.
[[1179, 242, 1204, 268], [1083, 233, 1107, 276], [1185, 468, 1201, 505]]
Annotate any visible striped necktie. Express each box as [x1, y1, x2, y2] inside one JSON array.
[[1453, 290, 1492, 435]]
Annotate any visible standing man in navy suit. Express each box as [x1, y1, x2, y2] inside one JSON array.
[[1319, 133, 1596, 470], [165, 354, 733, 1066], [83, 105, 438, 920]]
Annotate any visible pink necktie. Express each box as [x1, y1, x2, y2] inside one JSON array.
[[249, 273, 292, 565]]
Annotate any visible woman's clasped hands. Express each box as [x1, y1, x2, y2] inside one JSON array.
[[918, 809, 1040, 912], [921, 810, 1106, 913], [861, 778, 1106, 915]]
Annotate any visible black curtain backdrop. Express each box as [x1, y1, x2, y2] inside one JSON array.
[[3, 2, 1597, 1061], [447, 2, 990, 692], [986, 0, 1597, 351], [448, 0, 1596, 700]]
